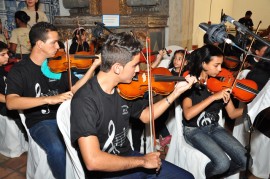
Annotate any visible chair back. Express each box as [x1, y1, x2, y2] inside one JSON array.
[[18, 111, 55, 179], [57, 99, 85, 179]]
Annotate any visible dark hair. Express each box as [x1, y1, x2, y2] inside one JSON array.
[[188, 44, 224, 78], [100, 32, 142, 72], [72, 27, 86, 43], [168, 49, 186, 69], [35, 0, 40, 23], [29, 22, 57, 48], [203, 33, 211, 45], [245, 11, 252, 16], [15, 11, 30, 24], [252, 40, 268, 51], [58, 40, 65, 50], [0, 41, 8, 52]]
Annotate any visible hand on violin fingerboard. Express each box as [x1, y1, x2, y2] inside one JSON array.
[[92, 53, 102, 68], [173, 75, 197, 96], [211, 88, 232, 104]]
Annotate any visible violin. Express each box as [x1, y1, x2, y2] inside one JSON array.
[[47, 50, 98, 73], [223, 56, 240, 70], [4, 57, 20, 72], [118, 67, 185, 100], [140, 48, 172, 63], [207, 68, 258, 102]]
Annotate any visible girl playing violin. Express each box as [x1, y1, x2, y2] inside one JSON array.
[[168, 49, 189, 76], [182, 44, 252, 178], [69, 27, 90, 54]]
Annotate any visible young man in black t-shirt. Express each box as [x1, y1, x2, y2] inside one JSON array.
[[238, 11, 254, 31], [71, 32, 196, 178], [6, 22, 100, 179]]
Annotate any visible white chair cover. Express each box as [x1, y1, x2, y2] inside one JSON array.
[[57, 99, 85, 179], [18, 111, 55, 179], [165, 101, 239, 179], [233, 80, 270, 178], [0, 114, 28, 157]]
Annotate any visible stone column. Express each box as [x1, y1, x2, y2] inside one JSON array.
[[167, 0, 194, 49]]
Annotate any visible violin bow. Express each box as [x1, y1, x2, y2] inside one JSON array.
[[178, 47, 187, 77], [230, 20, 262, 91], [65, 39, 72, 90], [145, 37, 156, 152]]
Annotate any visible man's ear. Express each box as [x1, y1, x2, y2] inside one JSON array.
[[36, 40, 44, 49], [112, 63, 123, 75]]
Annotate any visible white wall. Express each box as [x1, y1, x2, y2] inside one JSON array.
[[232, 0, 270, 29], [192, 0, 270, 48], [192, 0, 233, 47]]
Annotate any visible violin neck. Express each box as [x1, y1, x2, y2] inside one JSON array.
[[154, 75, 185, 82]]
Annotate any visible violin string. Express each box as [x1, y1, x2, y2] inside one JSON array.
[[236, 82, 258, 95]]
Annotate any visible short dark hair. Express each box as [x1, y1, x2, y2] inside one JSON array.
[[100, 32, 142, 72], [15, 11, 30, 24], [0, 41, 8, 52], [29, 22, 58, 48], [245, 11, 252, 16]]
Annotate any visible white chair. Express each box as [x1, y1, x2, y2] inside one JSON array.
[[165, 101, 239, 179], [0, 114, 28, 157], [233, 80, 270, 179], [18, 111, 55, 179], [56, 99, 85, 179]]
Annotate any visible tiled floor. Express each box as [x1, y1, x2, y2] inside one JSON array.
[[0, 152, 27, 179], [0, 151, 265, 179]]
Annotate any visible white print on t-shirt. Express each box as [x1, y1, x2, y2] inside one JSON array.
[[4, 76, 7, 94], [197, 111, 216, 127], [102, 120, 128, 154], [35, 83, 59, 115], [121, 105, 129, 115]]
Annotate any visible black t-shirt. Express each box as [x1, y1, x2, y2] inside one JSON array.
[[246, 61, 270, 91], [6, 58, 78, 128], [238, 17, 253, 30], [182, 85, 223, 127], [0, 66, 7, 114], [71, 76, 148, 156]]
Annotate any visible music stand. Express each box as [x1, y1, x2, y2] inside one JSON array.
[[242, 106, 254, 179]]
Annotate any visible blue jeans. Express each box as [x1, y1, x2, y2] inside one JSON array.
[[87, 151, 194, 179], [183, 123, 252, 178], [29, 120, 66, 179]]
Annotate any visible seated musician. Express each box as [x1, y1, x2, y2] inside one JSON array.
[[0, 41, 27, 142], [6, 22, 101, 179], [246, 46, 270, 91], [181, 44, 252, 178], [70, 32, 196, 178]]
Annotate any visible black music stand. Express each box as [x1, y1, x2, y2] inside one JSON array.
[[242, 106, 254, 179]]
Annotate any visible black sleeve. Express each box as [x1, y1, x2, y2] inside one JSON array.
[[6, 66, 24, 96], [128, 98, 149, 119], [70, 94, 98, 143], [69, 43, 78, 54]]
